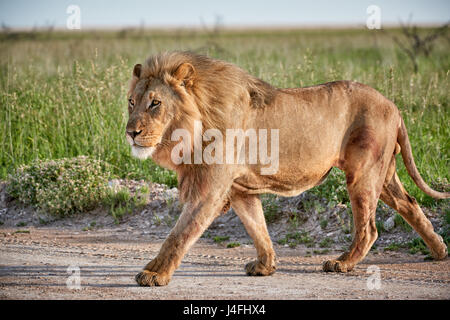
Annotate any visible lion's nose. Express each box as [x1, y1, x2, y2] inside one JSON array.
[[127, 129, 142, 139]]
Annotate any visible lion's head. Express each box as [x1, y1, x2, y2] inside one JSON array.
[[125, 51, 276, 163], [126, 53, 194, 160]]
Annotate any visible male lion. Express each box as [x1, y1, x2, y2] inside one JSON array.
[[126, 51, 448, 286]]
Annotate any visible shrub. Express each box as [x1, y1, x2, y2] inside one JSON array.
[[310, 168, 349, 205], [319, 237, 334, 248], [375, 221, 385, 234], [7, 156, 112, 216], [261, 194, 280, 223], [320, 218, 328, 229]]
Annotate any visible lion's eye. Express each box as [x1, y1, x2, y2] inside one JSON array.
[[128, 98, 135, 106], [149, 100, 161, 109]]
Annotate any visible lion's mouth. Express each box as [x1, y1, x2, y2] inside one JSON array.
[[126, 132, 161, 150], [133, 142, 154, 149]]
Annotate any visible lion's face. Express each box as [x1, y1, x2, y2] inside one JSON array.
[[126, 77, 177, 160], [126, 61, 198, 160]]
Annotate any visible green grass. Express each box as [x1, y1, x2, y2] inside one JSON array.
[[0, 28, 448, 208], [103, 185, 149, 223], [277, 231, 313, 248], [213, 236, 230, 244], [14, 229, 30, 234], [313, 249, 330, 255], [226, 242, 241, 248], [383, 238, 432, 257], [82, 221, 97, 231], [445, 210, 450, 225], [394, 213, 413, 232], [407, 238, 429, 255], [261, 194, 280, 222], [320, 218, 328, 230], [383, 242, 403, 252], [319, 237, 334, 248], [375, 221, 385, 234]]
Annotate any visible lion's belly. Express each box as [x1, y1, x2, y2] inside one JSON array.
[[232, 118, 342, 197], [232, 180, 311, 197], [233, 162, 333, 197]]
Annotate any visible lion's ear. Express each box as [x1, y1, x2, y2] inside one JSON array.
[[173, 63, 196, 87], [133, 64, 142, 79]]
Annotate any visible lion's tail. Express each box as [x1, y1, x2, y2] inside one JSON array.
[[397, 117, 450, 199]]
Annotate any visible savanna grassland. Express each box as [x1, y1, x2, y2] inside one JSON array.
[[0, 27, 448, 208]]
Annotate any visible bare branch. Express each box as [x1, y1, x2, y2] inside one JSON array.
[[382, 19, 448, 72]]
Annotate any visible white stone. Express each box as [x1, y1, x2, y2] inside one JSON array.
[[384, 216, 395, 231]]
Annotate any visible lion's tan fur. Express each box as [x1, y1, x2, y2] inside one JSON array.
[[127, 51, 448, 286]]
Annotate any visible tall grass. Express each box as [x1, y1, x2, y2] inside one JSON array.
[[0, 28, 448, 206]]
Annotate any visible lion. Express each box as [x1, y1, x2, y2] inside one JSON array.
[[126, 51, 448, 286]]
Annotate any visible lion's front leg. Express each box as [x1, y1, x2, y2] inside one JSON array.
[[136, 186, 229, 287], [231, 190, 276, 276]]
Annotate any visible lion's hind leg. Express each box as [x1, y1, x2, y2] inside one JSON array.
[[322, 176, 380, 272], [323, 126, 390, 272], [380, 169, 447, 260]]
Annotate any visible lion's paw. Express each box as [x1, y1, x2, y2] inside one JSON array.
[[322, 259, 352, 273], [430, 235, 448, 260], [135, 270, 170, 287], [245, 260, 276, 276]]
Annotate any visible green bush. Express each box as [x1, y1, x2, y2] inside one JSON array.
[[310, 168, 349, 205], [103, 185, 149, 223], [261, 194, 280, 223], [319, 237, 334, 248], [7, 156, 112, 215], [320, 218, 328, 229]]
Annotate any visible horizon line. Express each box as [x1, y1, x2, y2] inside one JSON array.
[[2, 21, 448, 32]]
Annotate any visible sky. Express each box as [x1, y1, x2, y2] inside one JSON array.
[[0, 0, 449, 29]]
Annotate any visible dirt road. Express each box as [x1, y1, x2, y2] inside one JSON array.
[[0, 227, 448, 300]]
